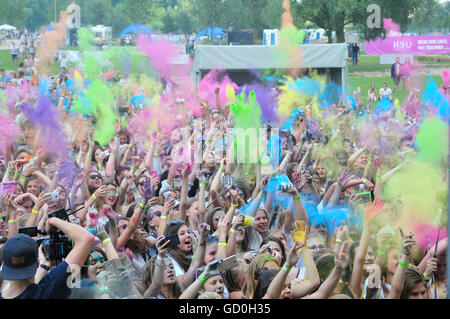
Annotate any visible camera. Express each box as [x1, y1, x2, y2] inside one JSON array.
[[41, 209, 74, 264], [41, 227, 73, 264]]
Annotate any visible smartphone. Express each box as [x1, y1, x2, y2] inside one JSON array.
[[217, 255, 238, 272], [0, 181, 17, 196], [151, 170, 159, 179], [104, 258, 124, 274], [162, 233, 180, 248], [101, 150, 110, 158], [353, 191, 373, 203], [19, 226, 39, 237], [45, 192, 59, 202]]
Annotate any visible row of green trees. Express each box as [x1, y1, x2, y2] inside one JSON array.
[[0, 0, 448, 41]]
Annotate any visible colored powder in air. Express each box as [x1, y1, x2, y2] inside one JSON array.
[[279, 0, 304, 78], [383, 18, 401, 36], [415, 116, 448, 164], [20, 96, 69, 156], [237, 82, 279, 124], [0, 112, 21, 155], [409, 223, 447, 253], [231, 91, 262, 163], [383, 160, 447, 226], [198, 69, 238, 109], [422, 75, 449, 121]]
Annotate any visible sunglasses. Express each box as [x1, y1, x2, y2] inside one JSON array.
[[90, 175, 102, 180], [84, 255, 105, 267], [119, 224, 128, 231], [23, 205, 34, 210], [152, 211, 162, 218], [168, 220, 184, 226], [139, 181, 149, 187], [0, 216, 5, 221]]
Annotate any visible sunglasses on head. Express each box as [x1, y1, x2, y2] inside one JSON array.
[[152, 211, 162, 218], [90, 174, 102, 180]]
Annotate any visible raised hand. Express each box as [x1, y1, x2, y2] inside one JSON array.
[[364, 197, 384, 222], [114, 119, 122, 136], [334, 240, 350, 270], [399, 228, 416, 256], [337, 168, 353, 188], [285, 240, 304, 268], [155, 236, 170, 257]]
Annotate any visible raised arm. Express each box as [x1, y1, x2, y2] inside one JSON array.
[[388, 231, 416, 299], [349, 197, 384, 298], [308, 241, 350, 299], [144, 237, 170, 298], [263, 241, 303, 299]]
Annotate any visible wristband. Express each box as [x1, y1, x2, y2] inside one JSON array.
[[198, 275, 206, 284], [14, 173, 20, 177], [304, 152, 309, 157], [39, 264, 51, 271], [335, 238, 342, 244], [231, 202, 239, 207], [205, 142, 210, 145], [131, 167, 137, 172], [88, 228, 95, 234], [423, 273, 430, 281], [218, 242, 227, 247], [313, 165, 317, 169], [360, 148, 365, 152], [362, 178, 366, 185], [102, 238, 111, 245], [87, 153, 92, 157], [161, 216, 167, 220], [6, 168, 12, 173], [200, 183, 206, 188], [8, 219, 16, 223], [98, 165, 103, 168], [32, 209, 39, 214], [292, 196, 301, 201], [220, 166, 225, 172], [230, 228, 236, 233], [130, 144, 135, 147], [258, 192, 264, 198], [69, 193, 74, 197], [92, 194, 97, 200], [377, 250, 385, 256], [398, 261, 409, 268], [140, 203, 145, 209], [282, 265, 291, 272], [154, 152, 159, 157], [110, 153, 116, 157], [375, 177, 382, 181], [297, 146, 302, 150]]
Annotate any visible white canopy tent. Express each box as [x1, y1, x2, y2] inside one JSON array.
[[192, 43, 349, 94], [0, 24, 17, 31]]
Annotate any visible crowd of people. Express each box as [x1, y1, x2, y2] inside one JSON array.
[[0, 23, 448, 301]]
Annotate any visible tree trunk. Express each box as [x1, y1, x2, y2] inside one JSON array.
[[336, 24, 345, 43], [326, 29, 332, 43]]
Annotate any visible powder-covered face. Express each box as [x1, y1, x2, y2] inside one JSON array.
[[104, 184, 118, 206], [204, 275, 224, 297]]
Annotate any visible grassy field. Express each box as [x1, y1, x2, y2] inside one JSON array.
[[348, 55, 444, 106]]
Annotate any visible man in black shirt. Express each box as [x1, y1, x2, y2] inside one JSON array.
[[352, 43, 360, 66]]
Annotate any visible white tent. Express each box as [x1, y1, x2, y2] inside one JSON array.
[[0, 24, 17, 31], [192, 43, 349, 93]]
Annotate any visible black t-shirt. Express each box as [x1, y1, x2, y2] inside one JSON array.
[[0, 261, 72, 299], [352, 45, 360, 54]]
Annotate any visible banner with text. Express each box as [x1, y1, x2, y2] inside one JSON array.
[[365, 35, 450, 55]]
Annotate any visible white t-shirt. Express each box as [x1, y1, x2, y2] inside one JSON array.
[[379, 87, 392, 99]]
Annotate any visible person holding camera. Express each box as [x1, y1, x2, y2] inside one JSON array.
[[0, 217, 94, 299]]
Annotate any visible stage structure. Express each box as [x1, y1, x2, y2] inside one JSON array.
[[191, 43, 349, 94]]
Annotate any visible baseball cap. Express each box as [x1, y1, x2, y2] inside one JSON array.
[[1, 234, 38, 280]]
